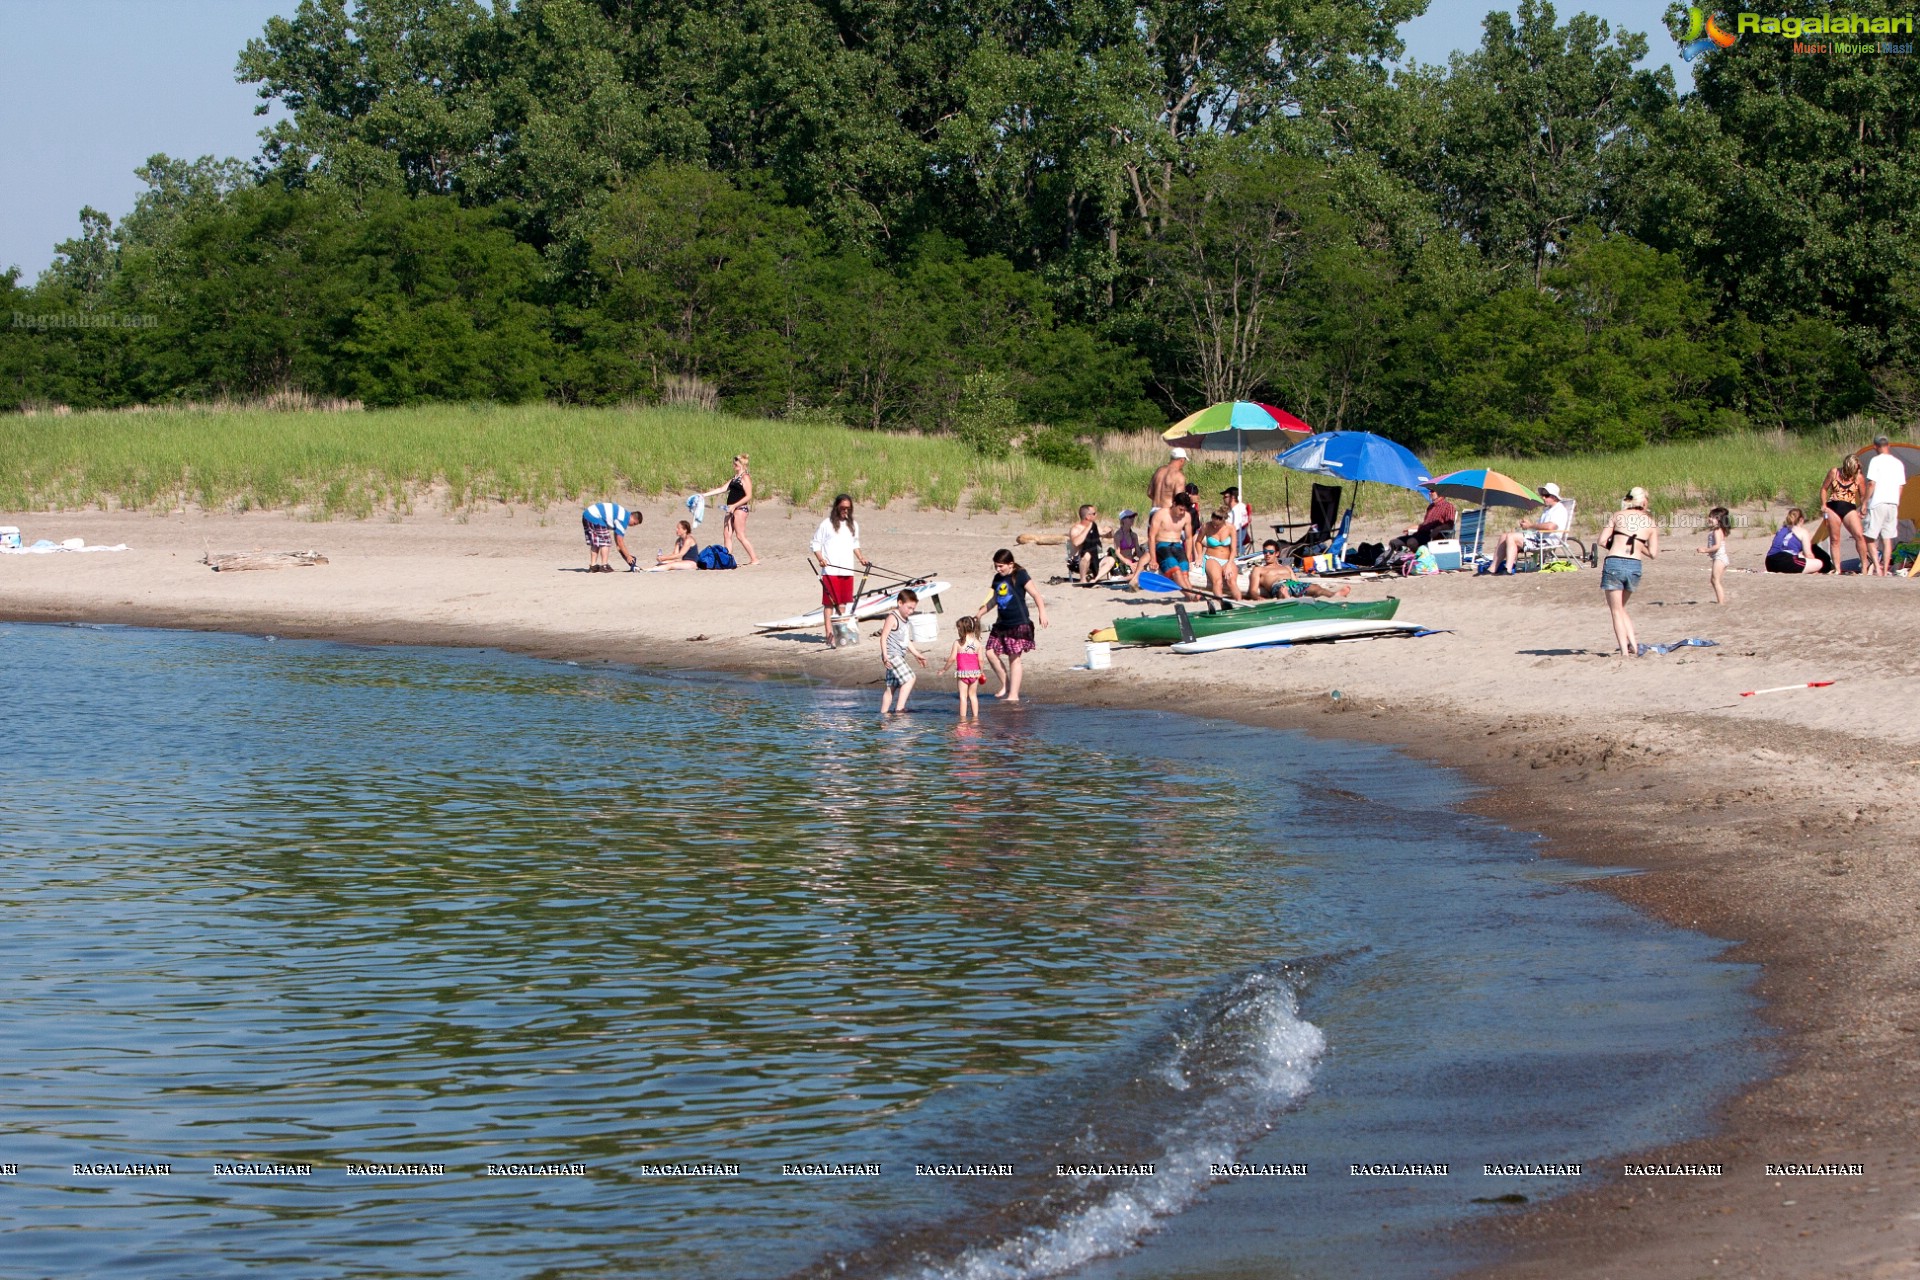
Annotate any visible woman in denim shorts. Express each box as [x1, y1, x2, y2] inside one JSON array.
[[1596, 487, 1660, 658]]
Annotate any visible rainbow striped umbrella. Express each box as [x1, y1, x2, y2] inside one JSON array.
[[1429, 467, 1542, 561], [1427, 468, 1543, 511], [1162, 401, 1314, 492]]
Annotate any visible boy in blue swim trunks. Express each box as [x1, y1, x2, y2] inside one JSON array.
[[1246, 541, 1351, 600]]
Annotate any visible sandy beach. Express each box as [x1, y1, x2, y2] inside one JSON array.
[[4, 496, 1918, 1278]]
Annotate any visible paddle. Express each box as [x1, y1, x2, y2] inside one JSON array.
[[1138, 571, 1241, 607]]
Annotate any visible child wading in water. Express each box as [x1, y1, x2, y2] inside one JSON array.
[[976, 549, 1048, 702], [942, 615, 987, 717], [878, 590, 928, 715], [1699, 506, 1731, 605]]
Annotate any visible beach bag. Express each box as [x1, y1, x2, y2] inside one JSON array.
[[1412, 546, 1439, 576], [695, 545, 737, 570]]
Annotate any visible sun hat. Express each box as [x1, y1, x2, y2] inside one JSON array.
[[1538, 482, 1561, 498], [1622, 486, 1649, 509], [1170, 447, 1188, 459]]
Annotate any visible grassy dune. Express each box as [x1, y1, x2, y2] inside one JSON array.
[[0, 403, 1893, 528]]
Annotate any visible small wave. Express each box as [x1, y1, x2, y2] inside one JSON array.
[[794, 962, 1326, 1280]]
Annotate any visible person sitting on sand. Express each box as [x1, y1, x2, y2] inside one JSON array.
[[1066, 504, 1103, 584], [1198, 509, 1244, 600], [1247, 541, 1351, 600], [1487, 483, 1570, 574], [1765, 508, 1832, 574], [1147, 500, 1200, 600], [654, 520, 701, 570], [1112, 509, 1146, 587], [581, 501, 641, 573]]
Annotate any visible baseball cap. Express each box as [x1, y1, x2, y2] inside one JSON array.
[[1118, 508, 1137, 520], [1539, 482, 1561, 498], [1874, 434, 1891, 446], [1170, 447, 1188, 459], [1220, 486, 1238, 496]]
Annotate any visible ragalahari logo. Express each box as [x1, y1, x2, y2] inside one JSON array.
[[1680, 6, 1740, 58]]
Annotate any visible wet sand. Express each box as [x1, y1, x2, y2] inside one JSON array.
[[4, 498, 1918, 1278]]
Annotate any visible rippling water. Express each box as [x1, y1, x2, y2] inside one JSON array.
[[0, 625, 1763, 1280]]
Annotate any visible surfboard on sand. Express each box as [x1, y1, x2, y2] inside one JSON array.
[[757, 580, 951, 631], [1169, 618, 1423, 655]]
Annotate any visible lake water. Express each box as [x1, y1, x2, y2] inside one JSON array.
[[0, 624, 1765, 1280]]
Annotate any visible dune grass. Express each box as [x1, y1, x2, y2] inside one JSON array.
[[0, 403, 1895, 530]]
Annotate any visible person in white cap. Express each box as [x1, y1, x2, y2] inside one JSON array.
[[1487, 482, 1570, 574], [1147, 449, 1188, 524]]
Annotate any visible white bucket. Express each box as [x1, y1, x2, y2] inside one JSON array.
[[909, 613, 939, 645], [1085, 641, 1112, 670], [0, 526, 18, 550], [832, 617, 861, 646]]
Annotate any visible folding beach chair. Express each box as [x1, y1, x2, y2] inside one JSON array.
[[1526, 498, 1583, 567], [1452, 508, 1487, 568], [1273, 483, 1345, 565]]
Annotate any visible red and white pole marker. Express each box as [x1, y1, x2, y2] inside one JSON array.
[[1739, 680, 1835, 698]]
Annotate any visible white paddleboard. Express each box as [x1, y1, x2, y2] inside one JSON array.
[[1170, 618, 1422, 655], [757, 580, 951, 631]]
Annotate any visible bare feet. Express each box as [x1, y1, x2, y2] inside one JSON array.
[[1335, 585, 1352, 598]]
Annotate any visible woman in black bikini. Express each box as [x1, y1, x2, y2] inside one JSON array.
[[718, 454, 760, 565], [1820, 454, 1869, 574]]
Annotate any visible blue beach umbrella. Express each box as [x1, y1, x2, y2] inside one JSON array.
[[1274, 432, 1432, 494]]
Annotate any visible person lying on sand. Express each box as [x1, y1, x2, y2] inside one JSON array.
[[1247, 541, 1351, 599]]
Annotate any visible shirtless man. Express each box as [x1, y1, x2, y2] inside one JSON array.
[[1246, 540, 1351, 600], [1147, 449, 1188, 525]]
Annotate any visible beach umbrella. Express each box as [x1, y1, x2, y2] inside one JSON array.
[[1427, 468, 1543, 511], [1162, 401, 1313, 494], [1427, 467, 1541, 562], [1274, 431, 1431, 494]]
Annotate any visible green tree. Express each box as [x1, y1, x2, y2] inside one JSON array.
[[1381, 0, 1675, 285], [1680, 0, 1920, 364], [332, 197, 554, 405], [1136, 150, 1348, 407], [1429, 232, 1735, 453]]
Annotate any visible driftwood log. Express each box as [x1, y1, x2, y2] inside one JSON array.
[[1015, 533, 1065, 545], [205, 550, 329, 572]]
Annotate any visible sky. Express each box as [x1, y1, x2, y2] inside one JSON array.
[[0, 0, 1690, 283]]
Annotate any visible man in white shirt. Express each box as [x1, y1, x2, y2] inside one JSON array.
[[1863, 435, 1907, 576], [1488, 483, 1571, 574], [1220, 486, 1251, 552]]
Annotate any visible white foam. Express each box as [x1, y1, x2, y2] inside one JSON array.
[[895, 978, 1325, 1280]]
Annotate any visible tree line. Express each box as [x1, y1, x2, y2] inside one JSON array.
[[5, 0, 1916, 456]]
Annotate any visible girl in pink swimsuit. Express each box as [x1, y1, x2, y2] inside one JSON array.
[[944, 616, 987, 718]]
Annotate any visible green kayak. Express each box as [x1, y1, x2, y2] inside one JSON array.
[[1105, 596, 1399, 646]]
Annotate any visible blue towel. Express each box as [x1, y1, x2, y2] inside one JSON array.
[[1637, 638, 1718, 657]]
